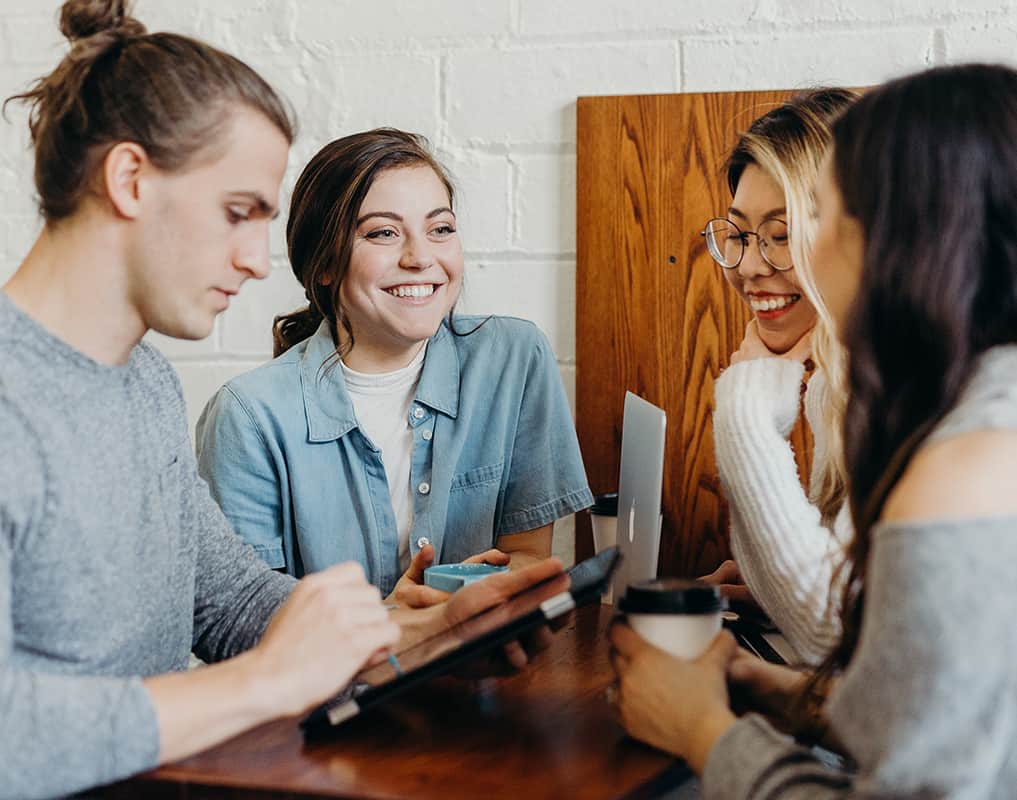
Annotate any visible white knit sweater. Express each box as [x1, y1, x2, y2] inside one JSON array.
[[712, 358, 852, 665]]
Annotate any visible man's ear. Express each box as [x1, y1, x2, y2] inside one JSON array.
[[102, 142, 150, 220]]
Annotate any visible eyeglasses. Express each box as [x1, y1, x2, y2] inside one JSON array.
[[700, 217, 792, 271]]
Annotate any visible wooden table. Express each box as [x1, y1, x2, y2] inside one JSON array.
[[102, 605, 690, 799]]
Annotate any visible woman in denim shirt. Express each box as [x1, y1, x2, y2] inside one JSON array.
[[196, 129, 593, 605]]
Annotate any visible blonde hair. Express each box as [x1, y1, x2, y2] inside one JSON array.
[[726, 89, 858, 524]]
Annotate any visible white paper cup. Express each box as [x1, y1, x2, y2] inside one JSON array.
[[589, 493, 619, 603], [618, 579, 725, 660]]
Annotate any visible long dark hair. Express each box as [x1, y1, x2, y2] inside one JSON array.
[[275, 128, 460, 358], [811, 64, 1017, 710], [4, 0, 294, 222]]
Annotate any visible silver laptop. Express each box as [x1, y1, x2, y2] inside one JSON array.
[[612, 392, 667, 600]]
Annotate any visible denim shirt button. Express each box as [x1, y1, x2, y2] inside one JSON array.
[[421, 429, 433, 441], [417, 481, 431, 495], [412, 406, 425, 420], [416, 536, 430, 549]]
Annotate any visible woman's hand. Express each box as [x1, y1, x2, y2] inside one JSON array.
[[609, 623, 738, 774], [730, 320, 813, 365], [727, 646, 809, 732], [386, 545, 511, 609], [391, 557, 568, 673], [698, 559, 758, 611]]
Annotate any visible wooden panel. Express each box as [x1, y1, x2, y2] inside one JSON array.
[[576, 91, 813, 578]]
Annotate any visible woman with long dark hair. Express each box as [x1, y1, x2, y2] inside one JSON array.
[[610, 63, 1017, 796]]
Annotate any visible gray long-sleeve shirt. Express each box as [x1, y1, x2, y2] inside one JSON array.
[[0, 293, 295, 799], [704, 345, 1017, 798]]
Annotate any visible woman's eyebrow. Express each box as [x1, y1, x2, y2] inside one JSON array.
[[728, 205, 786, 220], [356, 211, 403, 225]]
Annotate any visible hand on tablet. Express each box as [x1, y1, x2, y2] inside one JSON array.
[[252, 562, 400, 717], [445, 557, 569, 674], [391, 557, 569, 675], [387, 544, 512, 609]]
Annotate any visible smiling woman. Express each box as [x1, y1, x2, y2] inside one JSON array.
[[701, 88, 860, 666], [196, 128, 593, 605]]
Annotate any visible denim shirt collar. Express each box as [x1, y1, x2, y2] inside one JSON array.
[[299, 320, 461, 443]]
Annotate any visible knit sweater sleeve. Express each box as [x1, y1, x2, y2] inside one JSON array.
[[713, 359, 846, 665], [702, 516, 1017, 799]]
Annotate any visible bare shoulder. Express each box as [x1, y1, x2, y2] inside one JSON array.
[[882, 430, 1017, 523]]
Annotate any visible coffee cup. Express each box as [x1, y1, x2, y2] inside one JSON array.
[[589, 492, 619, 553], [617, 579, 726, 659]]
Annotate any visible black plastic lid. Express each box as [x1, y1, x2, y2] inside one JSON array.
[[617, 579, 726, 615], [589, 492, 618, 516]]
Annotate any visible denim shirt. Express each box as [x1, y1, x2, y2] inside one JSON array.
[[196, 316, 593, 594]]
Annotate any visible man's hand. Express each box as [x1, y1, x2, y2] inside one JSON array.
[[251, 562, 400, 717], [386, 545, 512, 609]]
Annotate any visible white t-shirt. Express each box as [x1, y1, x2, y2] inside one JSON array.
[[341, 345, 427, 571]]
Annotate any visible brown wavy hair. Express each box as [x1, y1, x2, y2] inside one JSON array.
[[4, 0, 294, 223], [274, 128, 462, 358], [803, 64, 1017, 734]]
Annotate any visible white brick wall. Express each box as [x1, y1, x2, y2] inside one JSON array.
[[2, 0, 1017, 563]]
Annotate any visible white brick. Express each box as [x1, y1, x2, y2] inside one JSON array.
[[513, 154, 576, 254], [552, 514, 576, 568], [201, 3, 297, 53], [3, 14, 65, 65], [520, 0, 755, 36], [173, 360, 266, 441], [133, 0, 208, 36], [459, 260, 575, 361], [256, 48, 440, 144], [292, 0, 511, 43], [943, 19, 1017, 64], [777, 0, 1013, 25], [219, 268, 307, 356], [144, 324, 219, 361], [683, 28, 936, 91], [560, 364, 576, 418], [0, 213, 41, 264], [447, 44, 677, 145], [439, 150, 510, 252], [0, 261, 18, 284]]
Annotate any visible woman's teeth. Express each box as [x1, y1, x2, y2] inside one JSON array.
[[386, 284, 435, 298], [749, 293, 800, 312]]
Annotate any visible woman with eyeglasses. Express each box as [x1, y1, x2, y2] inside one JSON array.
[[611, 62, 1017, 798], [699, 89, 858, 665]]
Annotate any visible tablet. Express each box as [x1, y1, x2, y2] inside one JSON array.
[[301, 547, 622, 737]]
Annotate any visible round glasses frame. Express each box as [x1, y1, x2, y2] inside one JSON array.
[[699, 217, 793, 272]]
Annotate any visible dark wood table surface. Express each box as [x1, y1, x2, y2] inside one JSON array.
[[102, 604, 689, 799]]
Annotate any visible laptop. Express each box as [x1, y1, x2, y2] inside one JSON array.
[[611, 392, 667, 600]]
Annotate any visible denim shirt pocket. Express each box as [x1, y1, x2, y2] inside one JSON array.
[[445, 461, 505, 557]]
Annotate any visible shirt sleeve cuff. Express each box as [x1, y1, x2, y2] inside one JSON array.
[[702, 714, 811, 800]]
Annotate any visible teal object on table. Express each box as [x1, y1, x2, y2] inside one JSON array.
[[424, 563, 509, 593]]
